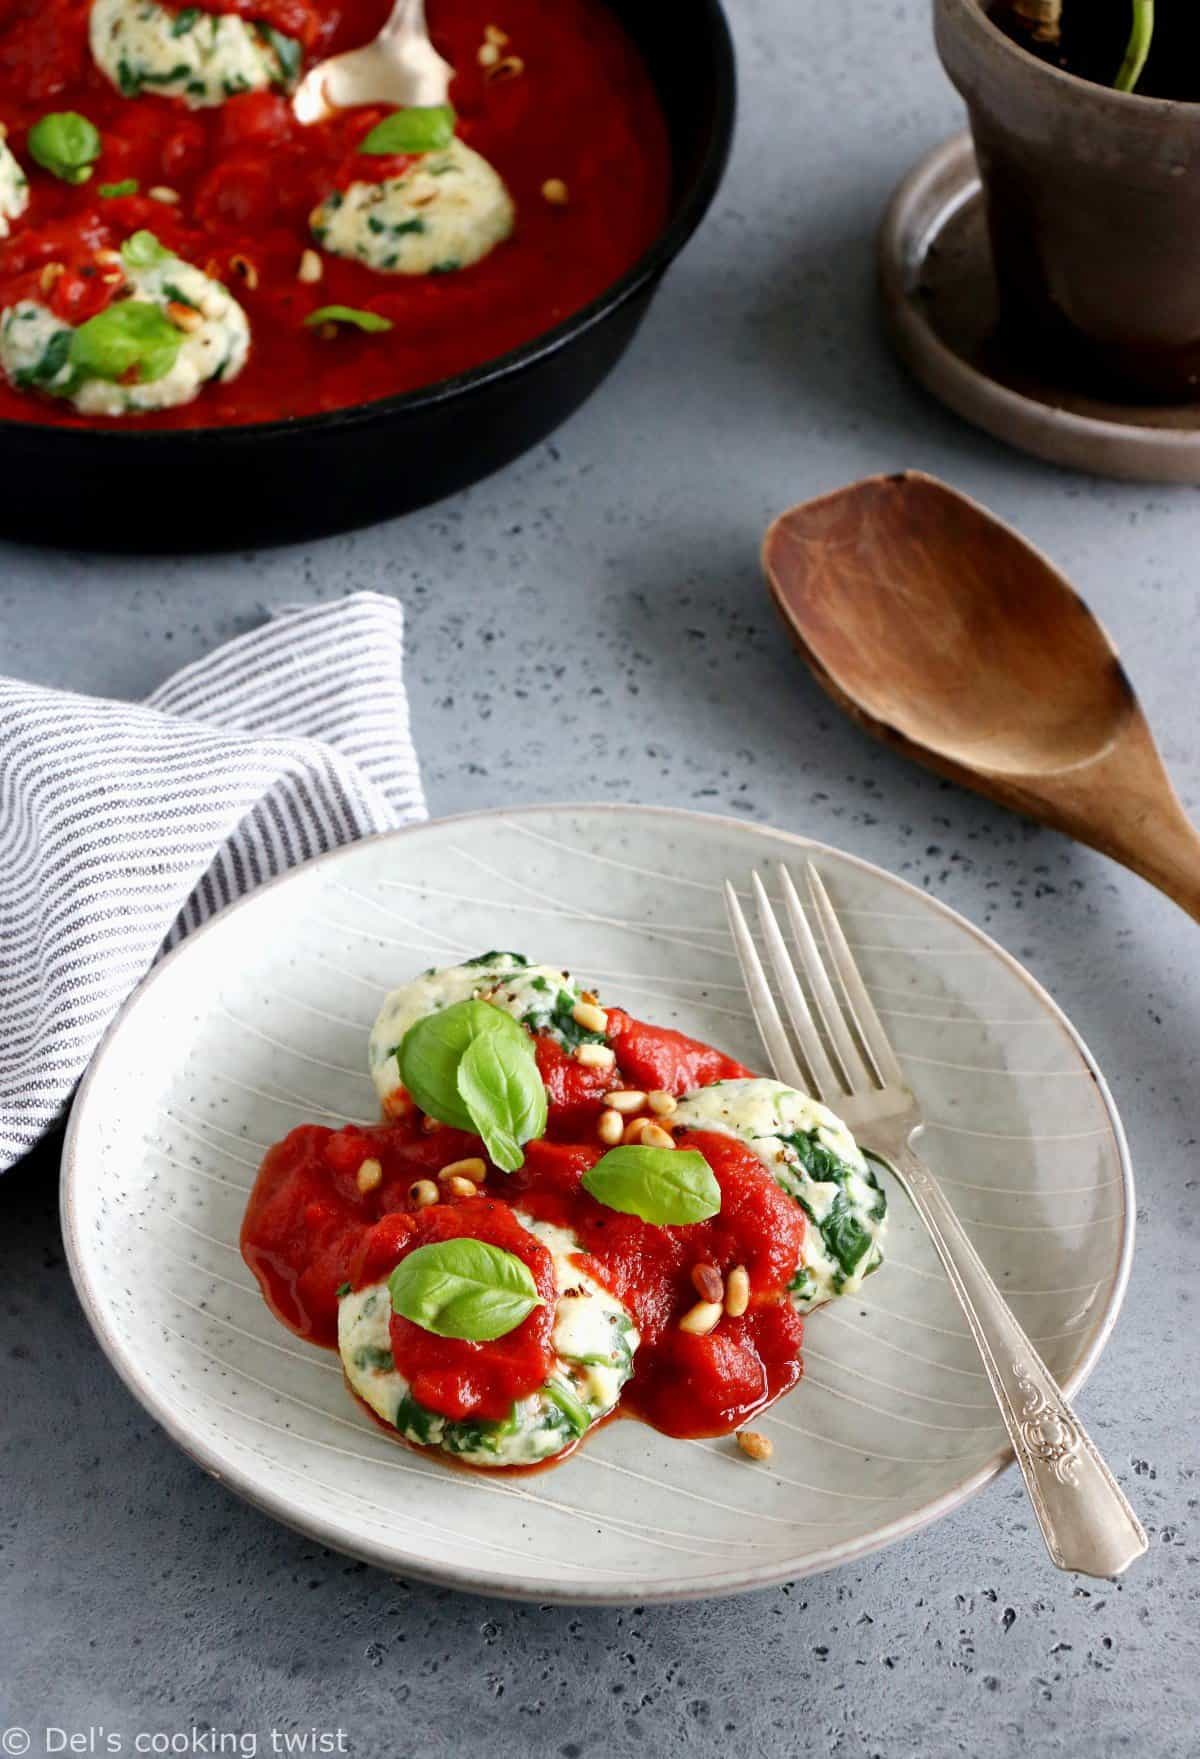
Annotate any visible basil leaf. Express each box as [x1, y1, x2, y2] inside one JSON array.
[[263, 25, 303, 85], [303, 304, 393, 334], [14, 326, 75, 395], [582, 1146, 721, 1226], [360, 104, 456, 156], [819, 1191, 875, 1280], [456, 1027, 547, 1174], [28, 111, 101, 185], [389, 1239, 544, 1341], [121, 229, 172, 269], [398, 998, 519, 1131], [69, 301, 181, 386], [777, 1127, 852, 1184], [99, 178, 138, 198]]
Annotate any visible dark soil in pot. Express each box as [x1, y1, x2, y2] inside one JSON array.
[[990, 0, 1198, 100]]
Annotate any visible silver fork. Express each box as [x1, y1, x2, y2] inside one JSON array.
[[725, 861, 1147, 1579]]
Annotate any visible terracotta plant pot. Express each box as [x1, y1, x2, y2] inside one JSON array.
[[935, 0, 1200, 400]]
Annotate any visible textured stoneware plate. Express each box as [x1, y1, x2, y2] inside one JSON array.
[[879, 132, 1200, 484], [62, 804, 1133, 1602]]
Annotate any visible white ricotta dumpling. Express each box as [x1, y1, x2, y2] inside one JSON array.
[[369, 951, 605, 1108], [338, 1211, 638, 1468], [311, 137, 515, 276], [0, 239, 250, 416], [672, 1078, 887, 1311], [90, 0, 302, 108], [0, 136, 29, 239]]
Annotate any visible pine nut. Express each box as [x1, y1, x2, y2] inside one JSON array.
[[409, 1179, 438, 1208], [541, 177, 568, 205], [166, 300, 203, 333], [383, 1088, 414, 1121], [484, 23, 509, 43], [576, 1043, 615, 1069], [445, 1175, 478, 1198], [486, 53, 524, 80], [691, 1262, 723, 1304], [230, 253, 258, 290], [148, 185, 179, 203], [478, 40, 500, 65], [580, 990, 599, 1005], [597, 1109, 624, 1146], [297, 248, 323, 284], [724, 1264, 750, 1317], [678, 1300, 723, 1337], [736, 1430, 773, 1462], [439, 1157, 486, 1184], [571, 999, 608, 1034], [621, 1117, 650, 1145], [604, 1089, 646, 1114], [39, 262, 64, 293], [639, 1122, 676, 1151], [646, 1091, 676, 1116], [356, 1157, 383, 1193]]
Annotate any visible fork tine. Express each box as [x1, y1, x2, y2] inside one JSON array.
[[778, 865, 877, 1093], [804, 862, 906, 1090], [722, 882, 808, 1090], [750, 872, 841, 1103]]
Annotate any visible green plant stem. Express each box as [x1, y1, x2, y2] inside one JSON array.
[[1114, 0, 1154, 92]]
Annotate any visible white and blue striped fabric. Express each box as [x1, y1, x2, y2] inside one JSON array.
[[0, 591, 426, 1171]]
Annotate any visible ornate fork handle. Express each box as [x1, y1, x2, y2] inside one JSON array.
[[876, 1139, 1148, 1577]]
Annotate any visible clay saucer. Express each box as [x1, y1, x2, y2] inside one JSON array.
[[879, 132, 1200, 482]]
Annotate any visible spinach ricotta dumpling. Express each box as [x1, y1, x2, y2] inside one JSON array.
[[672, 1078, 887, 1310], [339, 1213, 638, 1468], [90, 0, 303, 107]]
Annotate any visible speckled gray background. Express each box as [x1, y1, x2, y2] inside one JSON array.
[[2, 0, 1198, 1752]]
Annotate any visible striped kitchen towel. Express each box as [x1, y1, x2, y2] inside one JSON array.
[[0, 591, 426, 1171]]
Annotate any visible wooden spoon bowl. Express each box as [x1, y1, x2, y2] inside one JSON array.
[[764, 471, 1200, 920]]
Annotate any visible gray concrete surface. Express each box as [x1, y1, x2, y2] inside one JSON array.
[[2, 0, 1198, 1753]]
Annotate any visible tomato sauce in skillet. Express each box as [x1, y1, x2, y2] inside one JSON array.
[[241, 1006, 811, 1458], [0, 0, 671, 425]]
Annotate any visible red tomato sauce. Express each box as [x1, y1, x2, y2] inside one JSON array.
[[241, 1006, 813, 1457], [0, 0, 671, 425]]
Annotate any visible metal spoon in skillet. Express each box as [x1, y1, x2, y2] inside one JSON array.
[[293, 0, 452, 124], [764, 471, 1200, 924]]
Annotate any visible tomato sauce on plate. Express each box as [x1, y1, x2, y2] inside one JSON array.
[[242, 1005, 811, 1458], [0, 0, 671, 425]]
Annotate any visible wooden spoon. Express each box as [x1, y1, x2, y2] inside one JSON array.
[[293, 0, 452, 124], [763, 470, 1200, 922]]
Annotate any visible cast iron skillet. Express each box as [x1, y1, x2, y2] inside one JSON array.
[[0, 0, 735, 551]]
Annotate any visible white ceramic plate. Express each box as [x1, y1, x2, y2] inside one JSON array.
[[62, 805, 1134, 1602]]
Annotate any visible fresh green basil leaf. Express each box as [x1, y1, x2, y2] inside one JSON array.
[[389, 1238, 544, 1341], [69, 300, 181, 386], [398, 998, 521, 1131], [263, 25, 303, 85], [28, 111, 101, 185], [98, 178, 138, 198], [582, 1146, 721, 1226], [360, 104, 456, 156], [456, 1027, 547, 1174], [121, 229, 172, 269], [303, 304, 393, 334]]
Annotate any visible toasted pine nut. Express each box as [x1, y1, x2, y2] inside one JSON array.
[[95, 248, 123, 267], [597, 1108, 624, 1146], [484, 22, 509, 43], [576, 1043, 615, 1069], [148, 185, 179, 203], [604, 1089, 646, 1114], [541, 177, 569, 206], [691, 1262, 724, 1304], [166, 300, 204, 333], [571, 999, 608, 1034], [580, 989, 599, 1005], [646, 1090, 677, 1116], [383, 1088, 414, 1121], [439, 1157, 487, 1184], [39, 262, 65, 293], [478, 40, 500, 65], [621, 1117, 651, 1145], [409, 1178, 438, 1208], [724, 1264, 751, 1317], [678, 1300, 723, 1337], [445, 1175, 478, 1198], [230, 253, 259, 290], [640, 1122, 676, 1151], [486, 53, 524, 80], [356, 1157, 383, 1194], [736, 1430, 773, 1462], [297, 248, 323, 284]]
